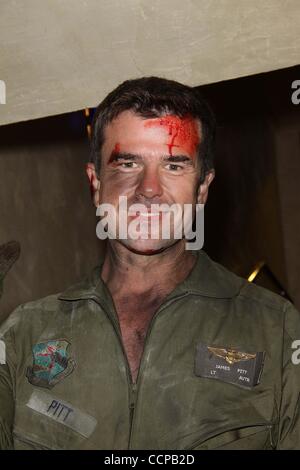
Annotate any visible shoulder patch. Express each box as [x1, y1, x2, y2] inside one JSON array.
[[26, 339, 76, 389]]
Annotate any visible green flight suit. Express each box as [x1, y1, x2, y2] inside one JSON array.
[[1, 250, 300, 450]]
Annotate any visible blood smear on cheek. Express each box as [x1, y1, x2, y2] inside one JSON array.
[[144, 115, 199, 156]]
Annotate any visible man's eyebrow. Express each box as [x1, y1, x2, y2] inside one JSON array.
[[108, 152, 141, 164], [108, 152, 194, 164], [162, 155, 193, 164]]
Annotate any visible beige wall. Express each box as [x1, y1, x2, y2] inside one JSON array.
[[0, 0, 300, 125]]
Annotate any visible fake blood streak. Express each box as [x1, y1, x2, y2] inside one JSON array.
[[108, 143, 121, 164], [144, 115, 199, 156]]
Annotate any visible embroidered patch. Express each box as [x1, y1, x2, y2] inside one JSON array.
[[27, 390, 97, 438], [26, 339, 76, 389], [195, 342, 265, 389]]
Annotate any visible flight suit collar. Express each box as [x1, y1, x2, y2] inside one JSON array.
[[178, 250, 244, 299], [58, 250, 243, 303]]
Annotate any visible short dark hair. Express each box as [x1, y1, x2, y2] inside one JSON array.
[[89, 76, 216, 181]]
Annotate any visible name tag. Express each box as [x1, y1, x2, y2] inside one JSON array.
[[195, 342, 265, 389], [27, 390, 97, 438]]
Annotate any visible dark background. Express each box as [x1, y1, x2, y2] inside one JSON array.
[[0, 65, 299, 321]]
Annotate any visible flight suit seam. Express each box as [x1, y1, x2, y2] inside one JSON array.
[[274, 301, 288, 448]]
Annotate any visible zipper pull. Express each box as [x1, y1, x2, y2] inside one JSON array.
[[129, 382, 137, 410]]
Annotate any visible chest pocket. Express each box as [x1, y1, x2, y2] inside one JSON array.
[[166, 399, 278, 450], [189, 423, 276, 450]]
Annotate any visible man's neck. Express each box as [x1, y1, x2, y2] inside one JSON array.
[[101, 241, 197, 300]]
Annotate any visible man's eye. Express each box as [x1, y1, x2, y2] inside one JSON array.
[[165, 163, 183, 171], [120, 162, 137, 168]]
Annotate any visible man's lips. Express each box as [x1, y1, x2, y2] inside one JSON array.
[[128, 211, 161, 222], [139, 212, 160, 217]]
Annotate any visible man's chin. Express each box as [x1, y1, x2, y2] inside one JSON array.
[[116, 238, 180, 256]]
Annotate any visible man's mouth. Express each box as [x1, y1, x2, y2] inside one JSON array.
[[139, 212, 160, 217], [131, 212, 161, 226]]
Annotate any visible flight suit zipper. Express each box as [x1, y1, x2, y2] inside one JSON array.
[[89, 291, 190, 449], [129, 382, 137, 439], [89, 296, 136, 439], [127, 291, 190, 449]]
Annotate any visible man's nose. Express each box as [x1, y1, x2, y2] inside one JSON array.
[[135, 166, 163, 201]]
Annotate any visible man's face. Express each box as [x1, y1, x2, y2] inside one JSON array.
[[87, 110, 214, 254]]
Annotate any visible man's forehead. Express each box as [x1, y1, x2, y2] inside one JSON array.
[[101, 111, 201, 162], [104, 110, 201, 136]]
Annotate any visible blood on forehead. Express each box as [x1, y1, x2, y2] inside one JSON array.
[[144, 115, 200, 157], [108, 143, 121, 164]]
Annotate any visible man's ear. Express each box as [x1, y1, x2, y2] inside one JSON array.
[[197, 169, 215, 204], [86, 163, 101, 207]]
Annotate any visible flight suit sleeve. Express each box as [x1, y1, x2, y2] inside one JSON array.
[[277, 301, 300, 449], [0, 321, 16, 449]]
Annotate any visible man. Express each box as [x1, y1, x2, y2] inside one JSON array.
[[1, 77, 300, 450]]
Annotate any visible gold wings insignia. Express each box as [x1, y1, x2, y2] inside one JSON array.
[[207, 346, 256, 365]]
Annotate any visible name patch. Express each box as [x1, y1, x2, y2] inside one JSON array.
[[27, 390, 97, 438], [195, 342, 265, 389]]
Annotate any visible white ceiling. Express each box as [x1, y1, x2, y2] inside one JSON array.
[[0, 0, 299, 125]]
